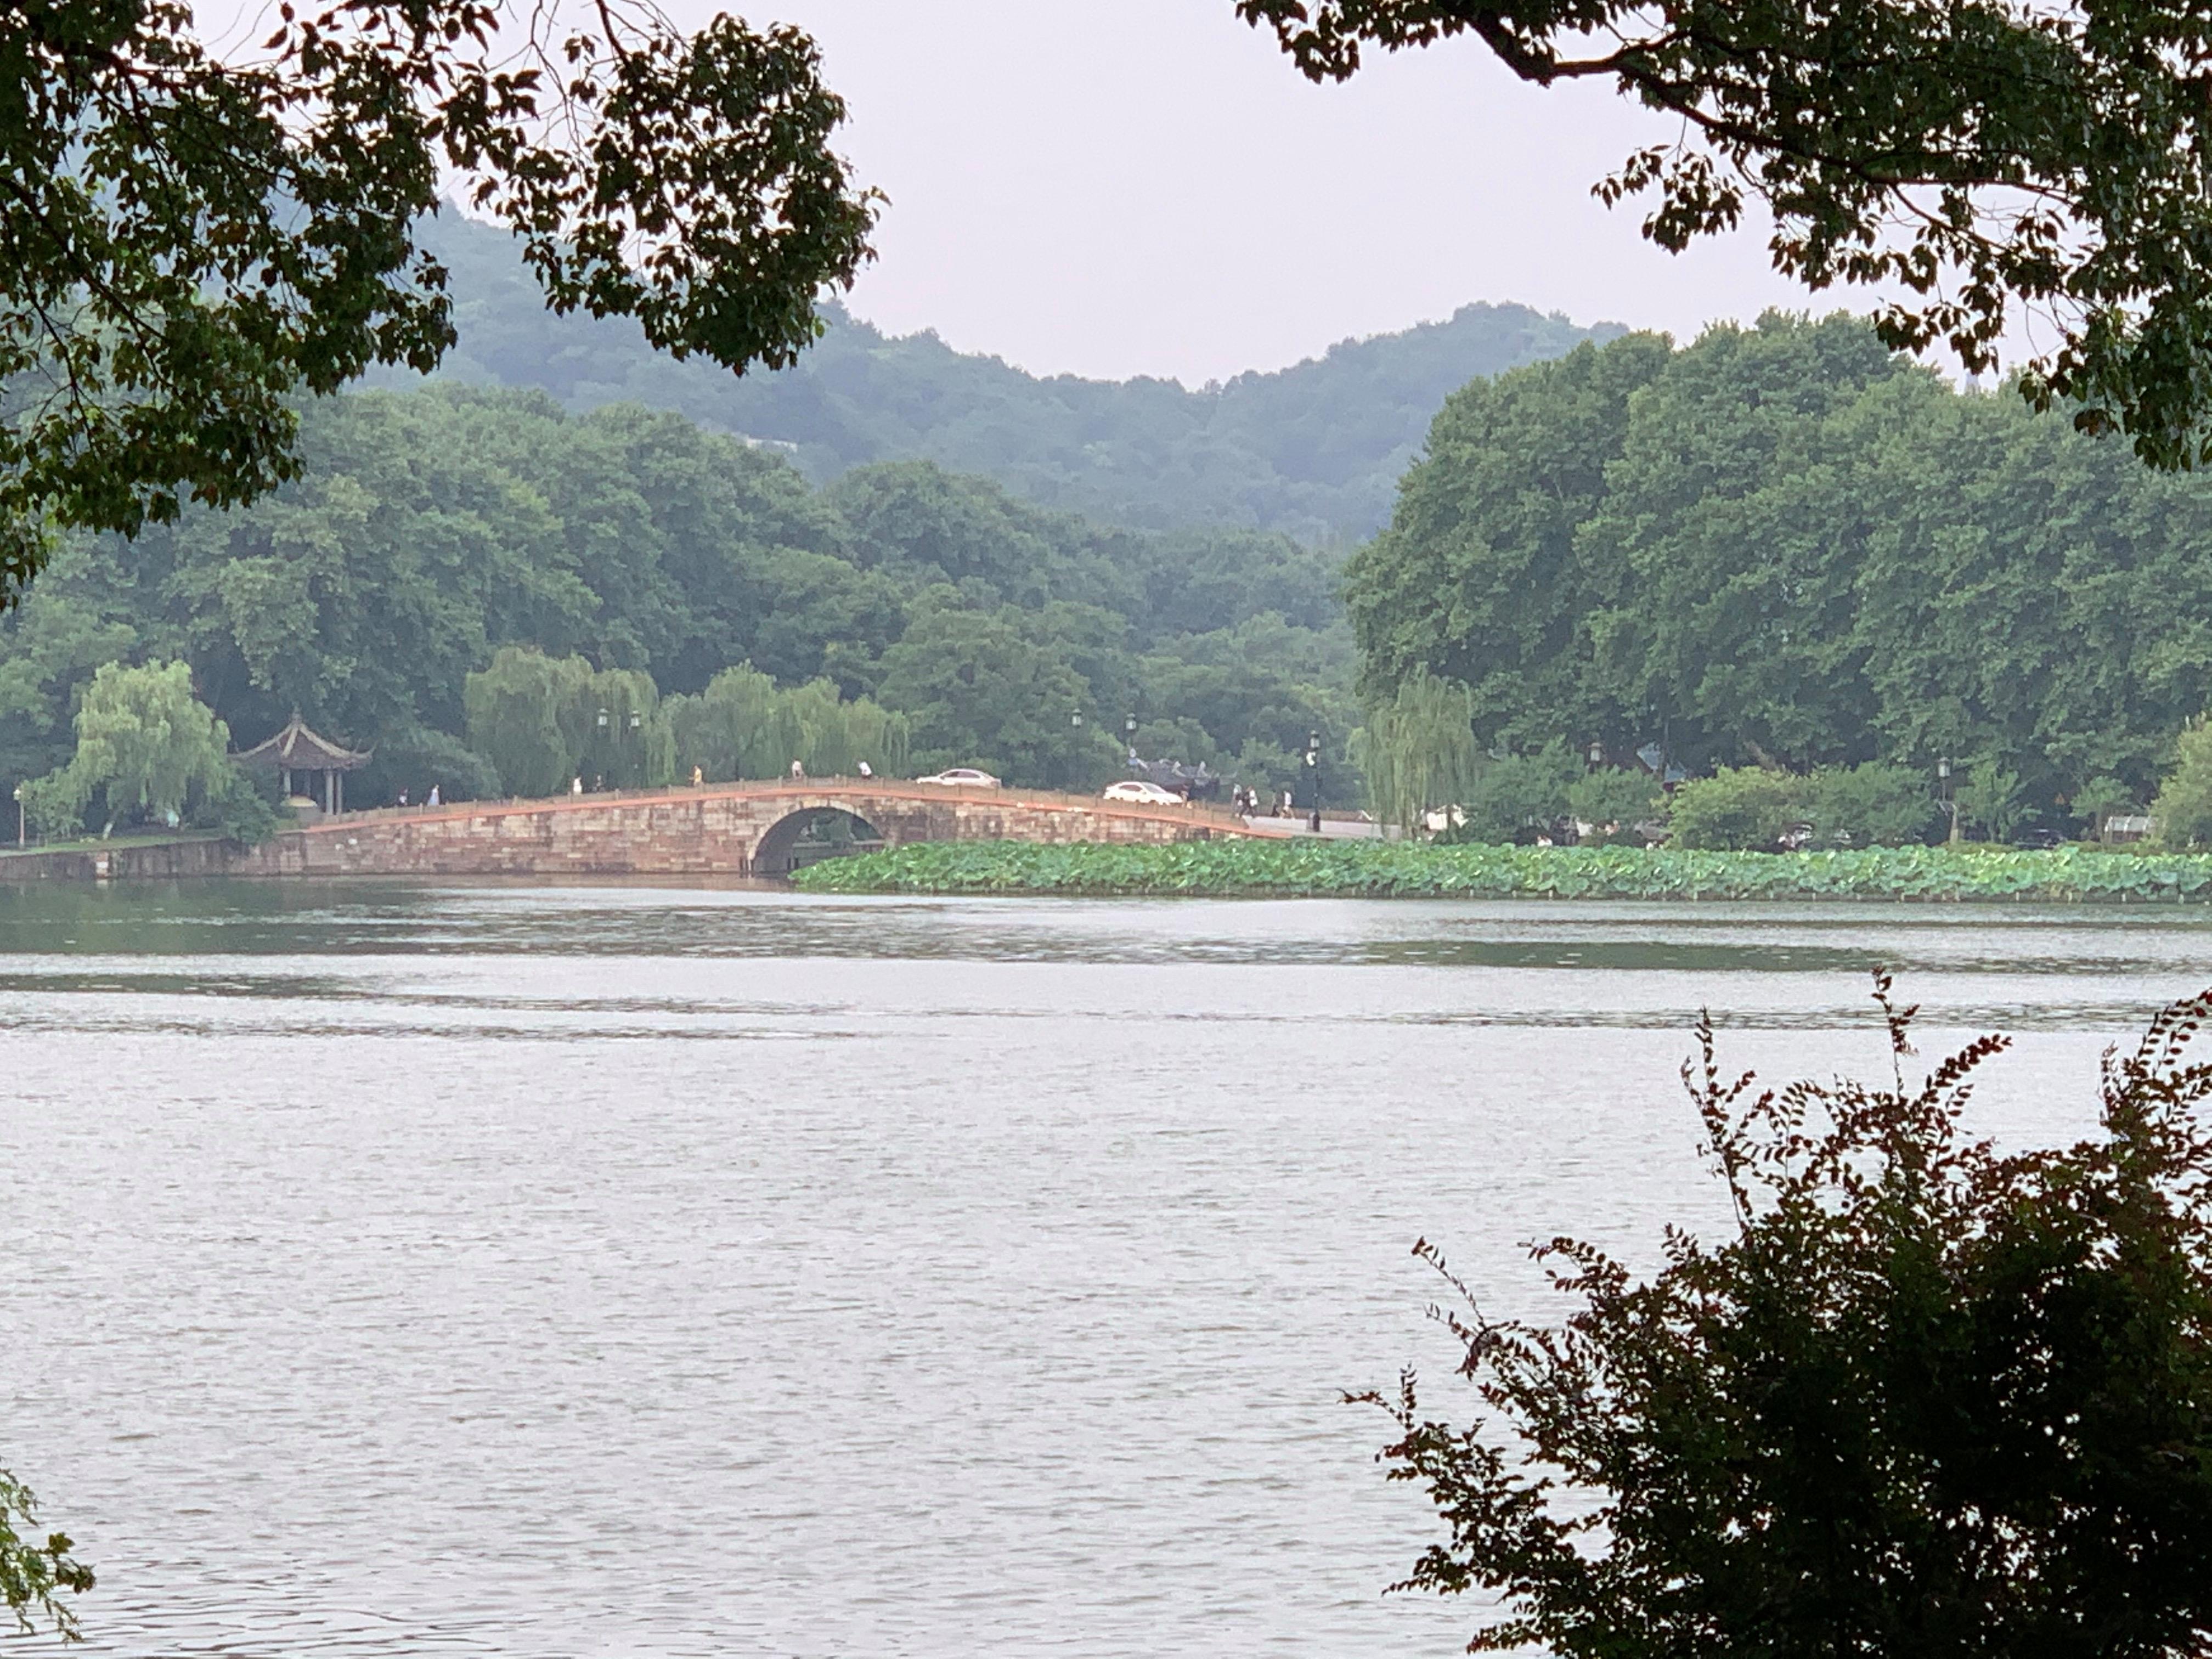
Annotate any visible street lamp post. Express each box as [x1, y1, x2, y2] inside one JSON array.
[[11, 783, 21, 848], [1304, 729, 1322, 834], [1938, 756, 1960, 845]]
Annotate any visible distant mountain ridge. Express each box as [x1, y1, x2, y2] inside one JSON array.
[[396, 214, 1622, 543]]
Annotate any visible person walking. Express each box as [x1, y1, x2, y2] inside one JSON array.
[[396, 787, 408, 809], [690, 764, 704, 787], [856, 759, 873, 780], [426, 783, 441, 808], [571, 776, 583, 795], [789, 759, 805, 781]]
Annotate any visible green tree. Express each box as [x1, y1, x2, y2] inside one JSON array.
[[2151, 719, 2212, 849], [1353, 672, 1480, 833], [1, 384, 1363, 810], [1566, 768, 1661, 843], [874, 604, 1121, 788], [1345, 332, 1671, 746], [1801, 760, 1938, 846], [1347, 316, 2212, 822], [668, 664, 797, 782], [574, 667, 675, 791], [2074, 774, 2138, 841], [1665, 766, 1802, 850], [1958, 757, 2032, 843], [1361, 978, 2212, 1656], [777, 679, 911, 779], [464, 648, 596, 798], [22, 659, 236, 834], [1, 1, 878, 602], [1242, 0, 2212, 467], [356, 728, 502, 808], [666, 665, 911, 782], [1453, 743, 1580, 844]]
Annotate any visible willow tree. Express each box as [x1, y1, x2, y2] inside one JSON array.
[[19, 658, 235, 833], [1353, 672, 1481, 832], [669, 667, 910, 782], [668, 664, 799, 782]]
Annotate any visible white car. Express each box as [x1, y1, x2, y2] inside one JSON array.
[[1102, 779, 1186, 806], [915, 768, 1002, 788]]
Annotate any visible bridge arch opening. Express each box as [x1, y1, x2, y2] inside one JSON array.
[[752, 807, 888, 876]]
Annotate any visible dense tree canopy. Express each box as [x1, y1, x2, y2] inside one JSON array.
[[1242, 0, 2212, 468], [1349, 314, 2212, 822], [0, 386, 1358, 825], [0, 1, 878, 603]]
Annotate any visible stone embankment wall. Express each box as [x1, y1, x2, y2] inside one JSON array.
[[0, 837, 249, 883], [0, 782, 1257, 883]]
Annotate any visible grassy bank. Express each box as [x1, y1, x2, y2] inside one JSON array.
[[790, 839, 2212, 902]]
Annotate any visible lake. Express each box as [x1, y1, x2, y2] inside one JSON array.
[[3, 882, 2207, 1657]]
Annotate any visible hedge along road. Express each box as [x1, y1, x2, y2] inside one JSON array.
[[790, 840, 2212, 902]]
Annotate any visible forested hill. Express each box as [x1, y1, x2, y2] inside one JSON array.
[[393, 213, 1617, 543], [1, 388, 1361, 819]]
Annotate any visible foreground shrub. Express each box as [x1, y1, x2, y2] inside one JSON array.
[[1363, 976, 2212, 1655]]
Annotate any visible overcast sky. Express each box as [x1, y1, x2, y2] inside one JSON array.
[[196, 0, 1896, 385], [744, 0, 1825, 384]]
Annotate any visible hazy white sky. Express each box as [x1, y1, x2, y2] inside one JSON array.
[[194, 0, 1878, 384], [751, 0, 1819, 383]]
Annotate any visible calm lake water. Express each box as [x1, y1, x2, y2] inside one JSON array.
[[5, 882, 2211, 1658]]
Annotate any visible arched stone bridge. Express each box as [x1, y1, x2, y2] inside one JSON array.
[[230, 779, 1265, 879]]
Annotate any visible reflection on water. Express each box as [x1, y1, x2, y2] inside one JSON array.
[[0, 882, 2204, 1657]]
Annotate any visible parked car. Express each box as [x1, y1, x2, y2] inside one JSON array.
[[915, 768, 1001, 788], [1102, 780, 1186, 806], [2013, 826, 2066, 850]]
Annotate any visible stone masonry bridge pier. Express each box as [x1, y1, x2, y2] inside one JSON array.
[[210, 779, 1264, 880]]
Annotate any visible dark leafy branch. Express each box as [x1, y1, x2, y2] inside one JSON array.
[[0, 0, 881, 603], [1237, 0, 2212, 470]]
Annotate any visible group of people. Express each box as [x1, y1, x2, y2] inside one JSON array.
[[1227, 785, 1295, 818]]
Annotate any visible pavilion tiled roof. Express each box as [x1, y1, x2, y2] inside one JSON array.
[[234, 713, 370, 771]]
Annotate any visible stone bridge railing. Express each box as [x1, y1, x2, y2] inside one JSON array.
[[199, 778, 1265, 879]]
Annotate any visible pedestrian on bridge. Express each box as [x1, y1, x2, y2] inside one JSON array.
[[790, 759, 805, 781]]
